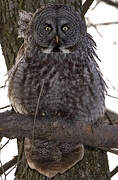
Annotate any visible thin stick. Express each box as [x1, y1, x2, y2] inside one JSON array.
[[88, 21, 118, 28], [0, 85, 6, 89], [0, 160, 7, 179], [108, 148, 118, 156], [105, 112, 113, 125], [106, 94, 118, 100], [32, 80, 45, 142], [0, 105, 11, 110], [6, 165, 16, 176], [94, 21, 118, 26], [82, 0, 94, 15], [100, 147, 118, 156], [0, 156, 18, 176], [102, 0, 118, 9], [0, 139, 10, 150], [111, 166, 118, 177]]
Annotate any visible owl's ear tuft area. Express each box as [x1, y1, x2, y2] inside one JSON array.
[[18, 10, 33, 38]]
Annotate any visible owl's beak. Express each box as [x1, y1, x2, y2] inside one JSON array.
[[55, 35, 59, 44], [53, 35, 60, 52]]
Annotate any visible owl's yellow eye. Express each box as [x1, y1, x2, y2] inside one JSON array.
[[62, 25, 69, 32], [45, 25, 52, 32]]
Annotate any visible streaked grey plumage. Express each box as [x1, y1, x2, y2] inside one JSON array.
[[8, 4, 106, 178]]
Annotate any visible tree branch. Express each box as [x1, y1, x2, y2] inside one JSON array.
[[0, 156, 18, 176], [111, 166, 118, 177], [0, 110, 118, 148]]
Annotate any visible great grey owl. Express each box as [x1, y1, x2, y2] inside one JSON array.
[[8, 4, 106, 178]]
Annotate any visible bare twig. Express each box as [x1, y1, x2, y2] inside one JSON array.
[[100, 147, 118, 155], [101, 0, 118, 9], [20, 164, 28, 179], [105, 112, 113, 125], [0, 85, 6, 89], [82, 0, 94, 15], [87, 19, 118, 38], [0, 160, 7, 179], [107, 148, 118, 155], [0, 156, 18, 176], [86, 18, 103, 37], [0, 139, 10, 150], [106, 110, 118, 125], [6, 165, 16, 176], [111, 166, 118, 177], [107, 94, 118, 100], [91, 0, 101, 10], [88, 21, 118, 28], [92, 25, 103, 37], [105, 76, 118, 92], [32, 80, 45, 141], [0, 105, 11, 110], [93, 21, 118, 26]]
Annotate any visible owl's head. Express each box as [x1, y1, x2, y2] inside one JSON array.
[[18, 5, 86, 53]]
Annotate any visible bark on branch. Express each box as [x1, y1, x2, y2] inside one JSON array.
[[0, 110, 118, 148], [111, 166, 118, 177], [0, 156, 18, 176]]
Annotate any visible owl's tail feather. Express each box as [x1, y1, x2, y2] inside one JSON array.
[[24, 138, 84, 178]]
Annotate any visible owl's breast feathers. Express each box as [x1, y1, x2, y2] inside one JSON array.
[[8, 51, 105, 122], [8, 49, 105, 178]]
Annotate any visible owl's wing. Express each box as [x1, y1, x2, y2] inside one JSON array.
[[8, 43, 29, 114], [8, 43, 25, 78]]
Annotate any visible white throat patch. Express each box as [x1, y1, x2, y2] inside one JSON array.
[[41, 48, 52, 54], [41, 47, 70, 54], [60, 48, 70, 54]]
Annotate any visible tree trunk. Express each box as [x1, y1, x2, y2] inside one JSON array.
[[0, 0, 111, 179]]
